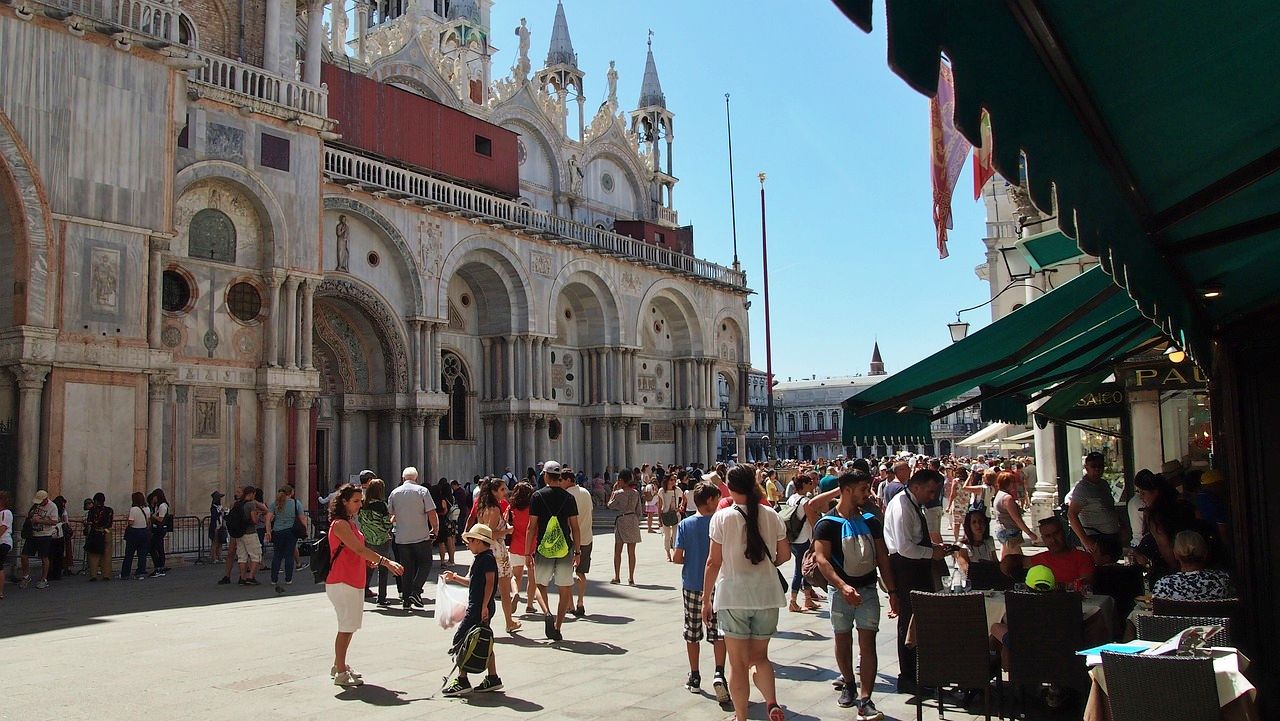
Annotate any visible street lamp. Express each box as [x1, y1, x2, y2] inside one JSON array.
[[948, 315, 971, 343], [947, 281, 1047, 343]]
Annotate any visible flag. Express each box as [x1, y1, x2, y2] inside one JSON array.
[[973, 111, 995, 200], [930, 62, 971, 260]]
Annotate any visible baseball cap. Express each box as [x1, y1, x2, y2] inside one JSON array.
[[33, 490, 48, 503], [1026, 565, 1057, 591], [358, 469, 376, 482], [542, 460, 562, 475]]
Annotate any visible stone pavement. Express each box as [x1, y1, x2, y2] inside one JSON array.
[[2, 529, 1051, 721]]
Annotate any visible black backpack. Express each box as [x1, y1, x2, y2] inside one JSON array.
[[309, 530, 343, 583], [225, 500, 249, 538]]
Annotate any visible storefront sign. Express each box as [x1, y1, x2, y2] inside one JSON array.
[[1123, 361, 1208, 391], [1074, 383, 1125, 414]]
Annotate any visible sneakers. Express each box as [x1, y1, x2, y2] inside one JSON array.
[[838, 686, 856, 708], [244, 578, 261, 586], [685, 671, 701, 692], [767, 702, 786, 721], [544, 615, 557, 640], [217, 576, 231, 585], [331, 665, 363, 679], [712, 674, 730, 705], [34, 579, 49, 589], [474, 675, 503, 693], [333, 670, 364, 687], [18, 576, 31, 589], [855, 698, 885, 721], [572, 604, 585, 618], [442, 677, 472, 696]]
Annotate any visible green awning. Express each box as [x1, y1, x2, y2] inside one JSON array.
[[841, 411, 932, 447], [1017, 229, 1086, 273], [833, 0, 1280, 367], [843, 268, 1164, 433], [1032, 370, 1114, 429]]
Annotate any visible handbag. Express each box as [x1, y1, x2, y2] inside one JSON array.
[[660, 510, 679, 527], [290, 499, 307, 538]]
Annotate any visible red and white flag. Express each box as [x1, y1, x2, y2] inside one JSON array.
[[930, 62, 971, 260], [973, 111, 995, 200]]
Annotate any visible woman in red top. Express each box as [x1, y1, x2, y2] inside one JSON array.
[[506, 481, 549, 616], [326, 485, 404, 687]]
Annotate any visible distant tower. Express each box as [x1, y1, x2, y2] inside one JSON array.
[[628, 32, 677, 225], [535, 1, 586, 139], [440, 0, 493, 105], [869, 342, 886, 376]]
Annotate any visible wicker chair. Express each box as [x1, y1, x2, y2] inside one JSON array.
[[1100, 651, 1219, 721], [967, 561, 1013, 591], [1151, 596, 1240, 620], [911, 591, 1000, 721], [1134, 614, 1232, 646], [1004, 590, 1089, 716]]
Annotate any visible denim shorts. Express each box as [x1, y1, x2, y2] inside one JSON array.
[[830, 583, 880, 633], [995, 528, 1023, 543], [716, 607, 780, 640]]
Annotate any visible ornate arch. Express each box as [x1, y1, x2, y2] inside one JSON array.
[[315, 275, 411, 393], [0, 109, 55, 328], [546, 259, 621, 343], [580, 140, 648, 213], [436, 233, 531, 332], [368, 60, 459, 107], [711, 311, 748, 365], [322, 195, 424, 315], [634, 279, 705, 354], [496, 116, 562, 194], [174, 160, 290, 270]]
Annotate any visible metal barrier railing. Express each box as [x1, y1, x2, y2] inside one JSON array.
[[67, 515, 210, 568]]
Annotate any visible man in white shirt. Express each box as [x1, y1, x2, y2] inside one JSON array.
[[563, 465, 594, 617], [20, 490, 60, 589], [386, 466, 439, 610], [882, 469, 945, 693]]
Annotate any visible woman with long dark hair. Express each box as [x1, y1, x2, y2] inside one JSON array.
[[85, 492, 114, 581], [702, 466, 791, 721], [356, 479, 392, 604], [473, 477, 521, 633], [433, 478, 457, 567], [325, 484, 403, 686], [146, 488, 170, 577], [121, 492, 151, 580], [507, 481, 548, 615]]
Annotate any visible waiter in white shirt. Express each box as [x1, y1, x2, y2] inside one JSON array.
[[882, 468, 946, 694]]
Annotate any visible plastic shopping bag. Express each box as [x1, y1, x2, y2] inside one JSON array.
[[435, 582, 468, 629]]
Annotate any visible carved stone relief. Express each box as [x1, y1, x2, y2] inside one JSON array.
[[530, 251, 553, 277], [89, 247, 120, 314], [194, 397, 220, 438], [206, 123, 246, 163]]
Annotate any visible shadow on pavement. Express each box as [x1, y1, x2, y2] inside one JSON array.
[[463, 692, 544, 712], [773, 662, 839, 682], [774, 628, 827, 640], [550, 638, 627, 655], [334, 683, 424, 706], [576, 613, 633, 625]]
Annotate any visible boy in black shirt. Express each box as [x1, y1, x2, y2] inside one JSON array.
[[441, 524, 501, 696]]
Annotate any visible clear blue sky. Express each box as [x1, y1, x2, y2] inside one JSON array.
[[490, 0, 991, 380]]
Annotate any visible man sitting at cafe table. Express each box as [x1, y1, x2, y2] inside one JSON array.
[[1002, 516, 1096, 592]]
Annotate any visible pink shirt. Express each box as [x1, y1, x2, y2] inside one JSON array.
[[326, 519, 367, 589]]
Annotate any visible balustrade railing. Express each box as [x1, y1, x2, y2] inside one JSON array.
[[35, 0, 179, 40], [324, 147, 747, 289], [188, 51, 328, 118]]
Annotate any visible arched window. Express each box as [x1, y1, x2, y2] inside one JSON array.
[[439, 351, 469, 440], [786, 413, 796, 433], [816, 411, 826, 430], [832, 410, 840, 431], [801, 412, 811, 431]]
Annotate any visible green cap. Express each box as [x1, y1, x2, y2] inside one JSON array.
[[1026, 564, 1057, 591]]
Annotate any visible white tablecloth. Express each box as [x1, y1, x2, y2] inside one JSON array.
[[982, 591, 1114, 627], [1089, 646, 1255, 708]]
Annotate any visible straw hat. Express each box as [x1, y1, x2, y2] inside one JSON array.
[[461, 523, 495, 546]]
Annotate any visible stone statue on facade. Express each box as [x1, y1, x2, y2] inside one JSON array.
[[606, 60, 618, 107], [567, 154, 583, 194], [514, 18, 531, 80], [335, 214, 350, 271], [330, 0, 349, 57]]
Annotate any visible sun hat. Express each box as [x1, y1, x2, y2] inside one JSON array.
[[461, 523, 495, 546], [1026, 564, 1057, 591], [33, 490, 48, 503]]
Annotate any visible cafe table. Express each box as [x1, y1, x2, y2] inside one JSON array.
[[1082, 642, 1259, 721], [905, 591, 1117, 647]]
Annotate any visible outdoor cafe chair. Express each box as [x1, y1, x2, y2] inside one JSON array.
[[911, 591, 1001, 721], [1135, 614, 1232, 647], [1004, 590, 1089, 717], [966, 561, 1013, 592], [1152, 596, 1240, 621], [1100, 651, 1219, 721]]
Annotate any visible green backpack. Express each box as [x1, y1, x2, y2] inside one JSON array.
[[536, 499, 571, 559]]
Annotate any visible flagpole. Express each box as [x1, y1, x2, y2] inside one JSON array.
[[759, 172, 776, 464], [726, 93, 740, 271]]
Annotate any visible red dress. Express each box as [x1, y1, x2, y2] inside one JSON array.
[[326, 519, 367, 589], [508, 506, 531, 556]]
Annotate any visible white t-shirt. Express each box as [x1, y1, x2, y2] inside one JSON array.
[[153, 502, 169, 526], [567, 484, 594, 546], [709, 503, 787, 611], [128, 506, 151, 529], [0, 508, 12, 546], [30, 500, 58, 537], [786, 493, 813, 544]]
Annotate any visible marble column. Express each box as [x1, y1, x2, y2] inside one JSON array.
[[147, 375, 170, 490], [294, 392, 314, 504], [336, 409, 352, 479], [429, 323, 441, 393], [425, 412, 442, 486], [354, 1, 369, 60], [14, 365, 48, 508], [266, 273, 284, 366], [543, 338, 552, 399], [388, 410, 402, 479], [707, 421, 719, 464], [264, 0, 282, 74], [504, 415, 517, 471], [366, 411, 379, 475], [734, 424, 748, 464], [504, 339, 516, 400], [147, 237, 168, 348], [582, 418, 594, 477], [482, 415, 495, 475], [695, 420, 708, 465], [594, 349, 605, 405], [479, 337, 493, 400], [624, 419, 637, 468], [534, 416, 548, 468], [259, 391, 284, 495], [300, 279, 315, 370], [409, 411, 425, 475], [284, 275, 300, 369], [529, 338, 541, 400], [409, 320, 421, 392], [598, 418, 611, 477], [304, 0, 327, 86], [520, 415, 534, 471]]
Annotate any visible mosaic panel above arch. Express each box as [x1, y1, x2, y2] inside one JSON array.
[[316, 277, 410, 393]]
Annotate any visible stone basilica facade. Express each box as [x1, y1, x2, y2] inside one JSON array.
[[0, 0, 751, 515]]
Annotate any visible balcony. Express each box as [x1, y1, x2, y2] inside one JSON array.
[[323, 147, 749, 291], [187, 52, 329, 126], [18, 0, 180, 41]]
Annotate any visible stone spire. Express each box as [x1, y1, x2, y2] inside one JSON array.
[[869, 341, 886, 376], [545, 1, 577, 67], [637, 31, 665, 108]]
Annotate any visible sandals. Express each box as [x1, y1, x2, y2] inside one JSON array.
[[506, 621, 523, 633], [788, 600, 803, 613]]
